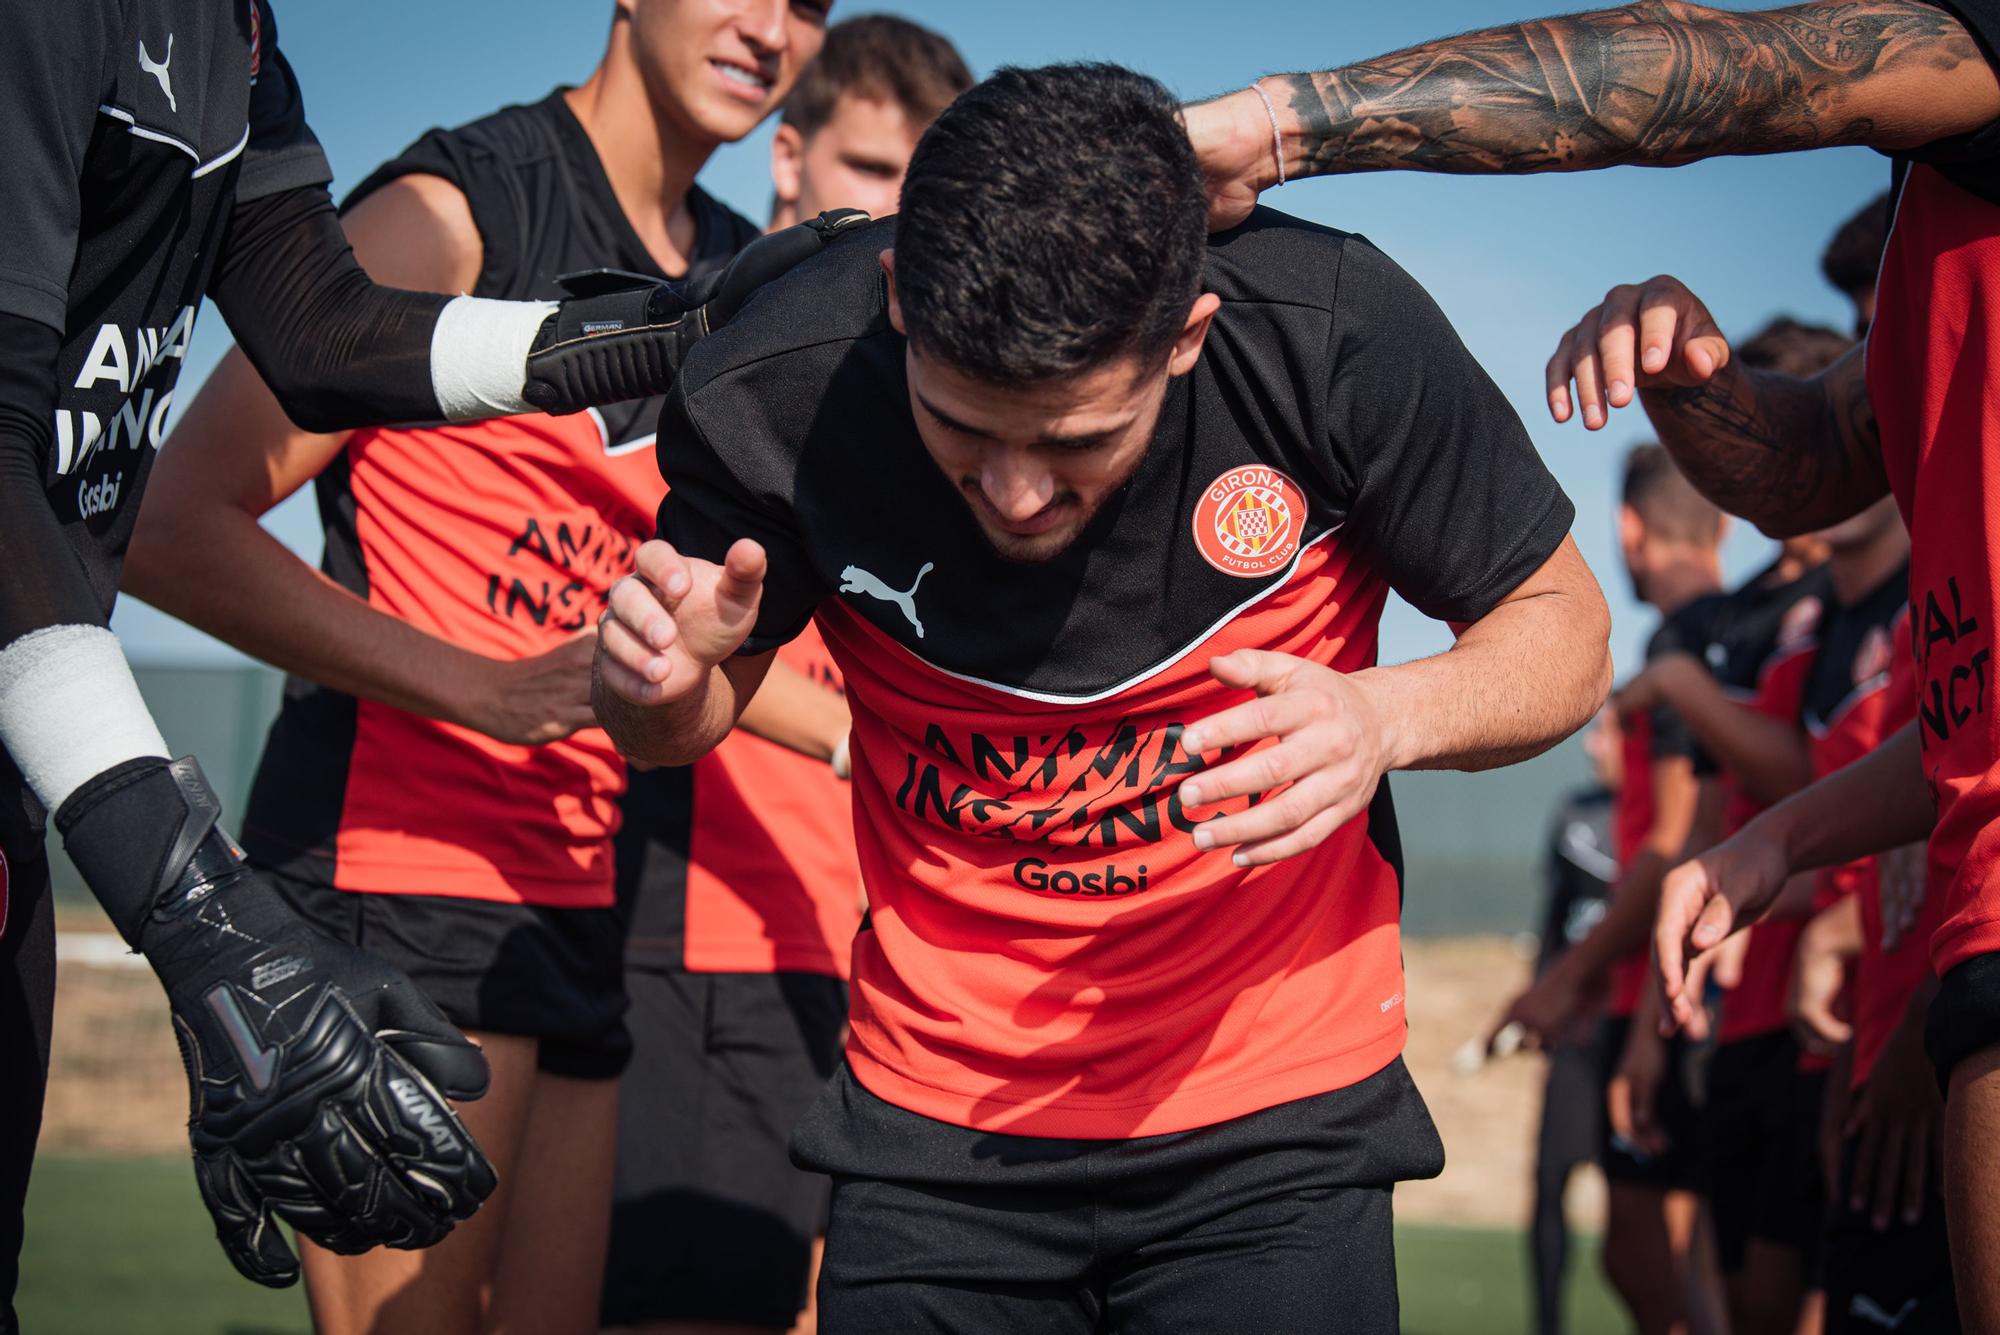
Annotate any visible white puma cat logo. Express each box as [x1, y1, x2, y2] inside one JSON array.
[[1850, 1296, 1919, 1330], [839, 562, 934, 638], [139, 35, 176, 112]]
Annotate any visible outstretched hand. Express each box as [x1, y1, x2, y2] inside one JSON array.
[[1547, 275, 1732, 430], [1654, 827, 1792, 1034], [596, 538, 766, 708]]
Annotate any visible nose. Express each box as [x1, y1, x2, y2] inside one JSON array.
[[979, 450, 1056, 521], [735, 0, 791, 54]]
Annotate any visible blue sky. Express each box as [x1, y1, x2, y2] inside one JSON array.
[[115, 0, 1892, 677]]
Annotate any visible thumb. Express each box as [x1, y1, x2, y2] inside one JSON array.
[[1682, 333, 1731, 381], [374, 980, 491, 1102]]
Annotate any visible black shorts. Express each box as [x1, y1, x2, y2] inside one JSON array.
[[1926, 951, 2000, 1090], [0, 835, 54, 1335], [602, 968, 847, 1331], [1821, 1139, 1960, 1334], [791, 1058, 1446, 1335], [263, 865, 630, 1079], [1701, 1030, 1826, 1272], [1595, 1015, 1702, 1190]]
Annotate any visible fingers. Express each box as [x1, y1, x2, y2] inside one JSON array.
[[1546, 327, 1578, 423], [1653, 861, 1713, 1023], [1606, 1075, 1635, 1143], [1189, 771, 1367, 865], [633, 539, 691, 600], [1901, 1115, 1931, 1227], [607, 573, 678, 654], [1635, 287, 1686, 379], [1202, 648, 1301, 700], [1861, 1115, 1905, 1231], [1593, 284, 1645, 410], [194, 1152, 300, 1288], [1570, 307, 1608, 430]]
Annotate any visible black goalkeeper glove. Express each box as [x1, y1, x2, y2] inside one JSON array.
[[520, 207, 871, 415], [55, 756, 497, 1287]]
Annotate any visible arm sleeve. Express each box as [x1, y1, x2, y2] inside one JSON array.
[[1319, 237, 1574, 624], [233, 1, 334, 204], [654, 382, 828, 654], [0, 5, 113, 331]]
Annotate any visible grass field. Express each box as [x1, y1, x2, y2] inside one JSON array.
[[17, 1154, 1628, 1334]]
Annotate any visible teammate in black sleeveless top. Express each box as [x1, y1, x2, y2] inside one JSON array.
[[120, 4, 830, 1330]]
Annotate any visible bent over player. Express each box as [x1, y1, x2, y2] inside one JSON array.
[[0, 3, 831, 1326], [596, 64, 1610, 1332]]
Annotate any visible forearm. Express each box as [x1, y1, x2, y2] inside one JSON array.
[[1360, 563, 1610, 772], [1266, 2, 1991, 180], [735, 659, 849, 762], [1639, 350, 1886, 535], [1753, 721, 1934, 870], [1653, 663, 1813, 802]]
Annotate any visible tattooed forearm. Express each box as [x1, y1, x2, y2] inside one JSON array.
[[1276, 1, 1983, 176], [1641, 346, 1886, 535]]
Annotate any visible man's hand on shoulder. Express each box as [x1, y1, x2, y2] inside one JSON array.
[[1176, 649, 1393, 867], [595, 538, 766, 710]]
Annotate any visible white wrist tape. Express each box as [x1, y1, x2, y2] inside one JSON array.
[[429, 295, 557, 421], [0, 624, 169, 812]]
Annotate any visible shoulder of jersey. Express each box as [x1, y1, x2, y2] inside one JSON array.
[[1204, 206, 1356, 309], [679, 215, 897, 396]]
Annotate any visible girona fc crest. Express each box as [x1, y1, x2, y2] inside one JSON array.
[[1192, 464, 1306, 578]]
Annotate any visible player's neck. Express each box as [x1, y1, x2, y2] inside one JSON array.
[[1645, 559, 1722, 617], [567, 54, 718, 279], [1829, 531, 1909, 606]]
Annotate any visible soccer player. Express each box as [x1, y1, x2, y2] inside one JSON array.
[[0, 3, 822, 1325], [601, 17, 968, 1334], [121, 3, 837, 1331], [766, 14, 970, 231], [595, 63, 1610, 1332], [1496, 446, 1726, 1335], [1185, 8, 2000, 1319]]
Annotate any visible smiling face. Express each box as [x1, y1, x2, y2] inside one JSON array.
[[622, 0, 831, 147], [884, 250, 1221, 564]]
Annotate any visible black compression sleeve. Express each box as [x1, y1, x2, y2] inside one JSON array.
[[208, 184, 449, 433], [0, 314, 104, 647]]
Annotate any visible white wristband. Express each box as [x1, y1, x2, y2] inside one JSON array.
[[429, 295, 557, 421], [0, 625, 169, 812]]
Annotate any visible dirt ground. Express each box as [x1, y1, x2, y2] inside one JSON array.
[[42, 925, 1598, 1230]]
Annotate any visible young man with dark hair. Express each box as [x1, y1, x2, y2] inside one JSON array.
[[1185, 8, 2000, 1316], [1498, 445, 1727, 1335], [0, 3, 834, 1324], [595, 62, 1609, 1331], [122, 2, 835, 1329], [768, 13, 971, 230], [600, 16, 968, 1333]]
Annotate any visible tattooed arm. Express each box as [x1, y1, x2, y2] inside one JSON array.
[[1546, 272, 1886, 533], [1188, 1, 2000, 226]]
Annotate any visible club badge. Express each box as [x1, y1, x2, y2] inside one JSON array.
[[1193, 464, 1305, 578]]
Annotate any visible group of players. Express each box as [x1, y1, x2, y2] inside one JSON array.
[[7, 1, 2000, 1334], [1512, 194, 1954, 1335]]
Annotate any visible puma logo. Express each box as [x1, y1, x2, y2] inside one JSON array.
[[1850, 1296, 1919, 1330], [839, 562, 934, 638], [139, 35, 176, 112]]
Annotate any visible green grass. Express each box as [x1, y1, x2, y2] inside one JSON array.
[[18, 1155, 1624, 1334]]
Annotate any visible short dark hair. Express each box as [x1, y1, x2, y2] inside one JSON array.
[[780, 15, 972, 138], [1820, 191, 1892, 297], [1736, 317, 1852, 378], [894, 63, 1209, 385], [1622, 443, 1722, 545]]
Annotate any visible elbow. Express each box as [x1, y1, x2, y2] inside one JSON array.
[[268, 377, 354, 436]]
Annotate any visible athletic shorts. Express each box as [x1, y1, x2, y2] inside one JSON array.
[[1926, 951, 2000, 1090], [0, 834, 54, 1335], [263, 865, 630, 1079], [1701, 1030, 1826, 1272], [601, 968, 847, 1331], [1594, 1015, 1701, 1190], [1821, 1139, 1959, 1334], [790, 1058, 1446, 1335]]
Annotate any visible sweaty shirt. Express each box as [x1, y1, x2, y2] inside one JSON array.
[[658, 209, 1574, 1138], [1798, 568, 1929, 1085], [0, 0, 327, 854], [1607, 594, 1729, 1019], [1870, 0, 2000, 977]]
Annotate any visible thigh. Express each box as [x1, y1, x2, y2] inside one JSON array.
[[299, 1030, 539, 1335], [489, 1069, 619, 1335], [604, 971, 841, 1331], [1109, 1181, 1399, 1335], [817, 1173, 1097, 1335], [1944, 1043, 2000, 1335], [0, 846, 52, 1334]]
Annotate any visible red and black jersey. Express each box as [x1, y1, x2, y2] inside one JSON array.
[[1606, 593, 1732, 1018], [1704, 563, 1828, 1045], [1869, 0, 2000, 978], [658, 210, 1574, 1138], [239, 94, 857, 960], [1798, 568, 1928, 1085]]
